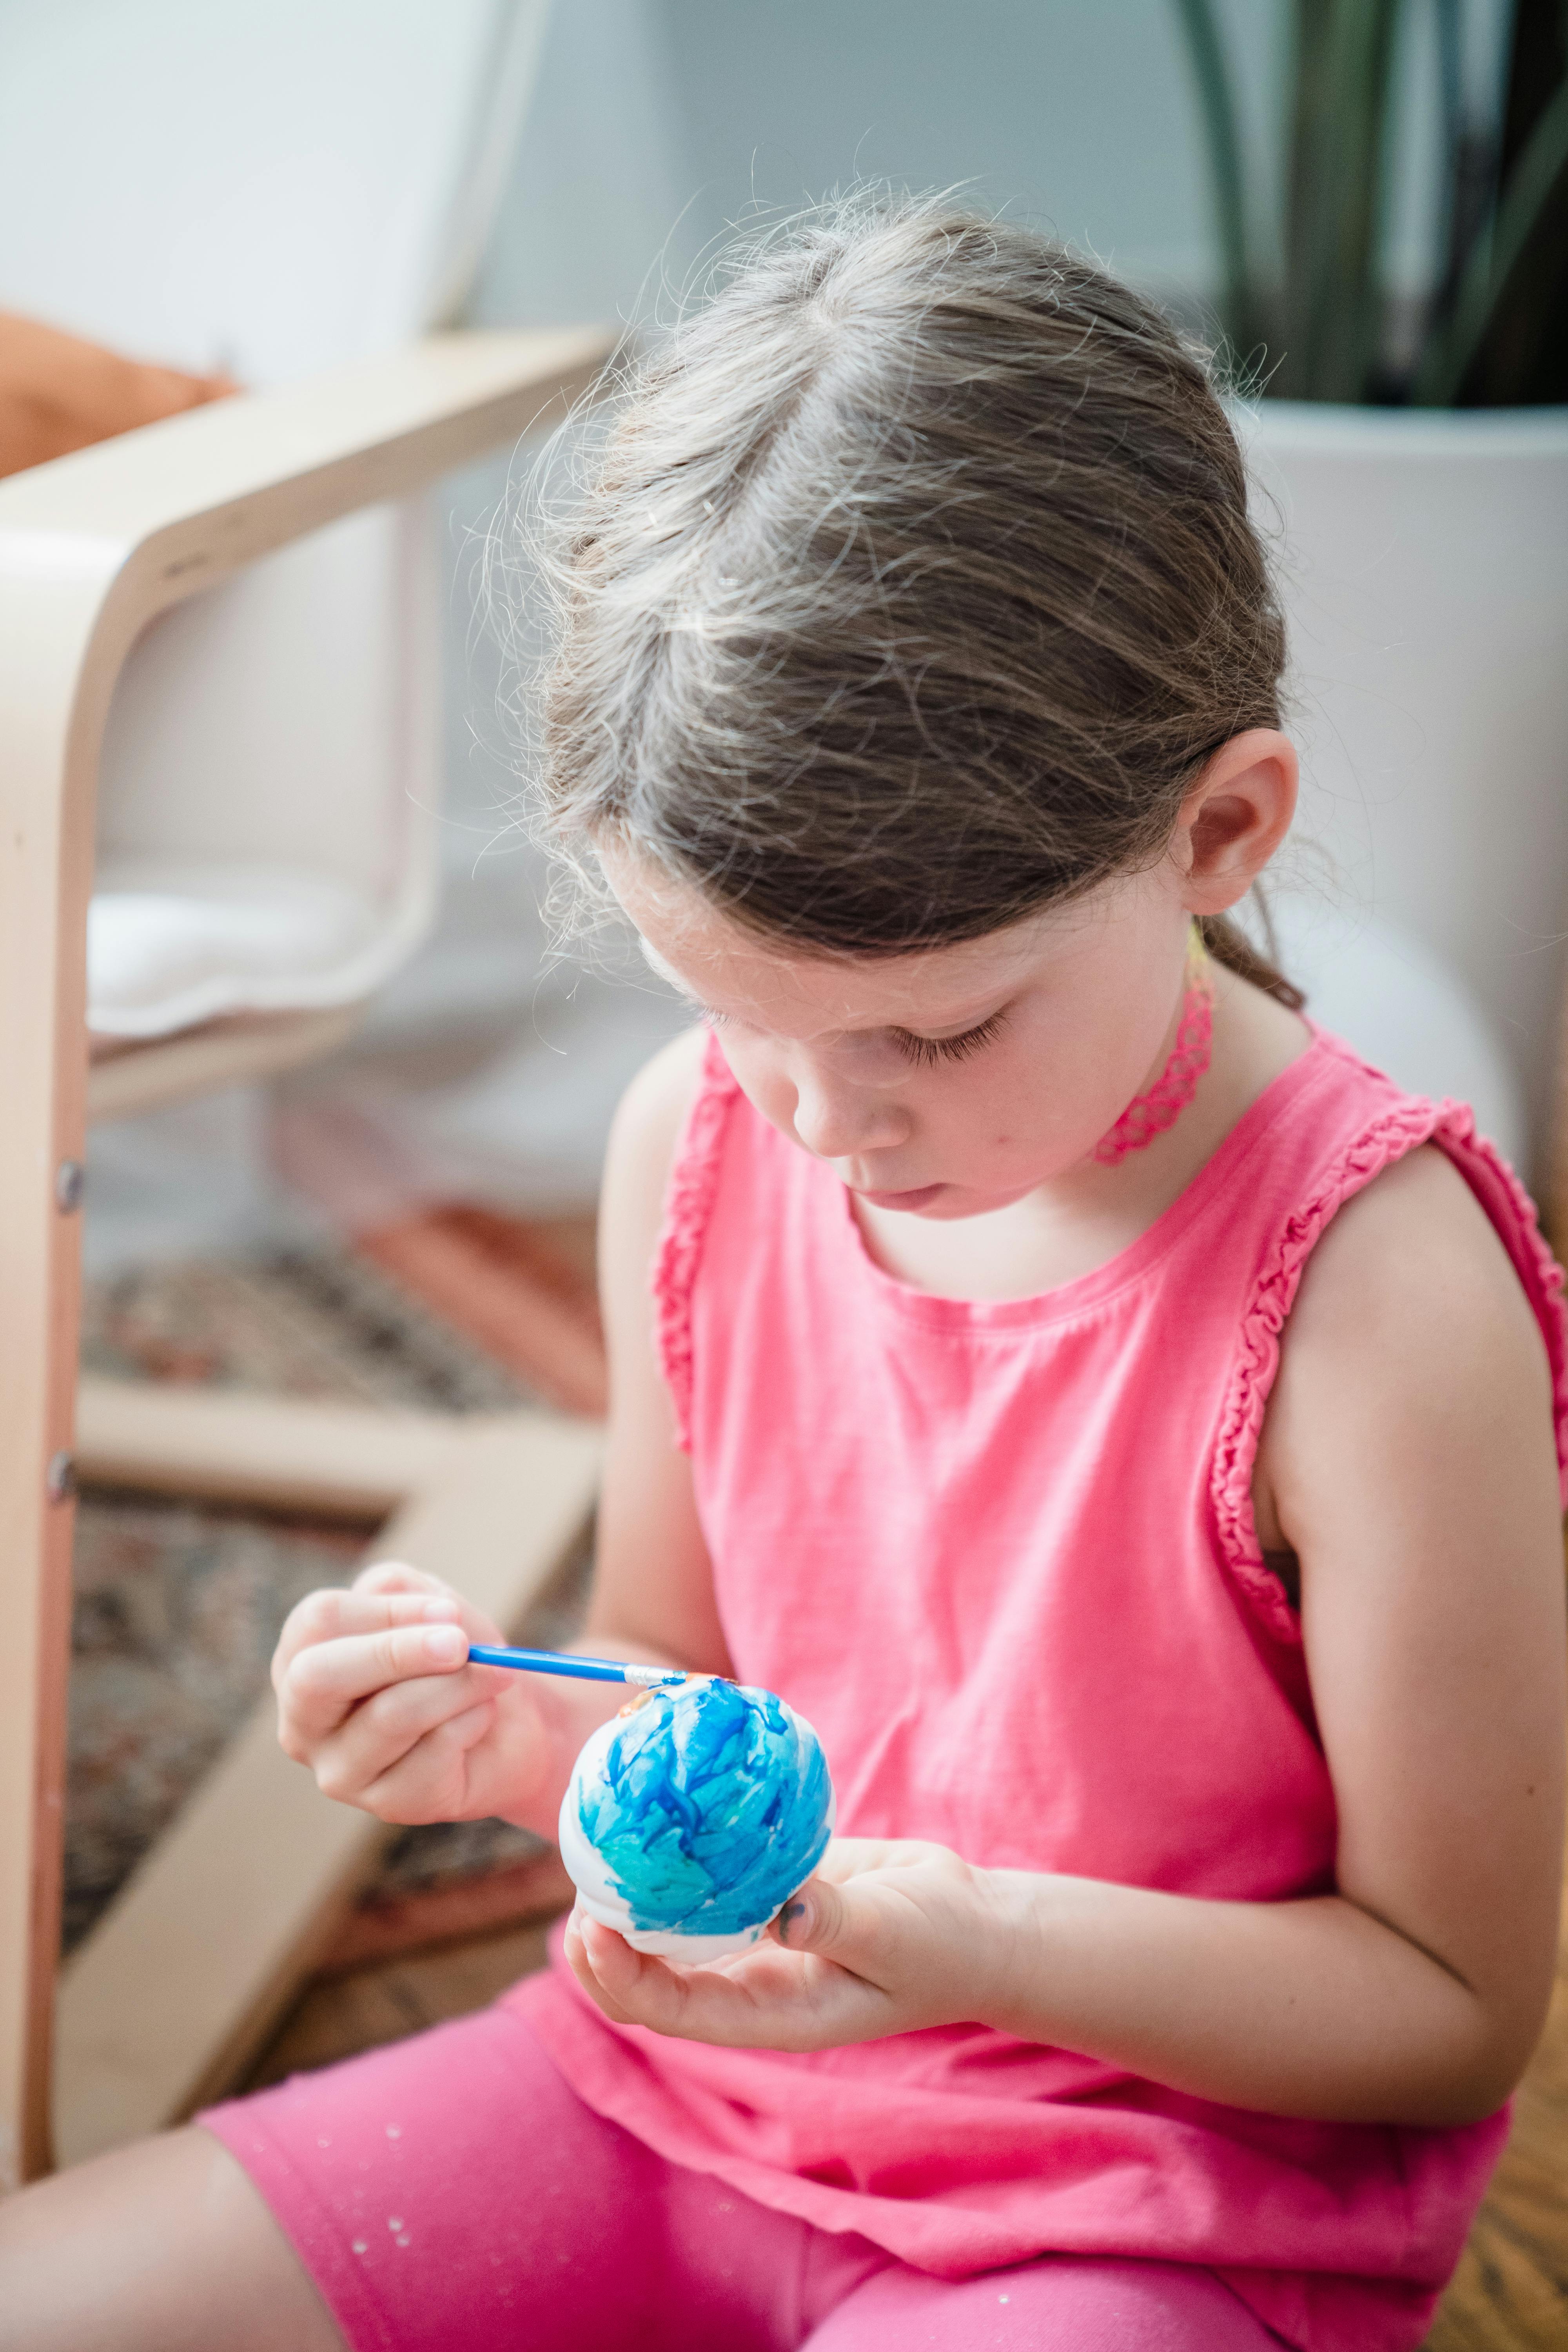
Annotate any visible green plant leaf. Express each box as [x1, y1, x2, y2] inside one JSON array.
[[1413, 69, 1568, 402], [1288, 0, 1404, 400], [1171, 0, 1261, 361], [1279, 0, 1334, 396]]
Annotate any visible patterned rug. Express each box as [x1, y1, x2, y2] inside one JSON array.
[[68, 1240, 593, 1957]]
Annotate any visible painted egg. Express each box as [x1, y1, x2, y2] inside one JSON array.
[[559, 1677, 835, 1961]]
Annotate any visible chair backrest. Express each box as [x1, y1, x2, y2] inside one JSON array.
[[0, 0, 551, 1038], [1241, 403, 1568, 1171], [0, 0, 548, 382]]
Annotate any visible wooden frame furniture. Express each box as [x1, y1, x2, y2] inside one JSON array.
[[0, 327, 612, 2188], [56, 1380, 598, 2169]]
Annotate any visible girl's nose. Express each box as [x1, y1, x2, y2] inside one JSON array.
[[789, 1065, 906, 1161]]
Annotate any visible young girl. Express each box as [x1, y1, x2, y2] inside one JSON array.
[[4, 197, 1564, 2352]]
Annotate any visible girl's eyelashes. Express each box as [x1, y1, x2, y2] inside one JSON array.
[[895, 1009, 1009, 1067], [700, 1005, 1008, 1062]]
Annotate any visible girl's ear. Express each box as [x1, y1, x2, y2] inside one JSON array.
[[1174, 730, 1298, 915]]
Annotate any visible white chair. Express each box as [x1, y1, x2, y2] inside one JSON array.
[[0, 0, 555, 1104], [0, 1, 608, 2186]]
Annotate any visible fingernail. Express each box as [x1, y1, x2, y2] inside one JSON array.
[[422, 1625, 466, 1664], [420, 1598, 460, 1621], [779, 1900, 808, 1944]]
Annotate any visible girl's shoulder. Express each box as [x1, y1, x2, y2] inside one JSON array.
[[1252, 1118, 1568, 1570], [1274, 1137, 1558, 1448], [1269, 1035, 1565, 1408], [599, 1026, 711, 1335], [606, 1024, 711, 1182], [602, 1027, 749, 1455]]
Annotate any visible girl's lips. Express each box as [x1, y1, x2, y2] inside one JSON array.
[[852, 1182, 947, 1211]]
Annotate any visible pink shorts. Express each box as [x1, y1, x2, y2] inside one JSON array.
[[201, 1981, 1282, 2352]]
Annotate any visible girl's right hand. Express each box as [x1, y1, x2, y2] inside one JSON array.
[[272, 1559, 555, 1828]]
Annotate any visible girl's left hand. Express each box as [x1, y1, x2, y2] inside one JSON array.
[[563, 1837, 1013, 2049]]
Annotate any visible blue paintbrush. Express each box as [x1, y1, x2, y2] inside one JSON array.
[[466, 1644, 690, 1688]]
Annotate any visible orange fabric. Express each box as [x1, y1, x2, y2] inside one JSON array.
[[0, 311, 235, 477]]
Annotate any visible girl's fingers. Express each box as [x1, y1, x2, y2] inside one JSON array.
[[569, 1916, 809, 2044], [811, 1837, 946, 1884], [351, 1701, 499, 1821], [305, 1663, 497, 1797], [272, 1585, 459, 1685], [563, 1913, 644, 2027], [279, 1622, 471, 1746], [350, 1563, 505, 1646]]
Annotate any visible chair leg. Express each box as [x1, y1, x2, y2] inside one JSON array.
[[0, 726, 93, 2194], [0, 1439, 75, 2194]]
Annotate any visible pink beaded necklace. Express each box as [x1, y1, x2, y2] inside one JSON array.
[[1091, 924, 1214, 1166]]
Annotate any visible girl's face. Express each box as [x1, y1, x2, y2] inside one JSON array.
[[601, 731, 1295, 1219], [604, 847, 1198, 1221]]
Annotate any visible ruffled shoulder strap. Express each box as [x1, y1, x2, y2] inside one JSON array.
[[651, 1030, 743, 1451], [1211, 1049, 1568, 1645]]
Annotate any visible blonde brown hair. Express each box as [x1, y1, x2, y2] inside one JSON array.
[[533, 195, 1300, 1005]]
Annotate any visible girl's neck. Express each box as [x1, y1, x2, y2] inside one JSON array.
[[852, 970, 1311, 1304]]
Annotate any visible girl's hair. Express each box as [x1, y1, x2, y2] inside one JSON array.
[[535, 194, 1302, 1007]]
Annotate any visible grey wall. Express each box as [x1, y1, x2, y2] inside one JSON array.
[[474, 0, 1272, 332], [473, 0, 1500, 334], [655, 0, 1260, 303]]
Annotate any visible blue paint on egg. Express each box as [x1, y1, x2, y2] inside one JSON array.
[[572, 1679, 833, 1937]]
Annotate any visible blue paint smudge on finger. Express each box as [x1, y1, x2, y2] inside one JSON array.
[[572, 1679, 833, 1936]]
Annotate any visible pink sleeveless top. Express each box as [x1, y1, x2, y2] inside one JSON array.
[[520, 1026, 1568, 2352]]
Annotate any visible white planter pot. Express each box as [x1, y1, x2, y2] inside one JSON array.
[[1235, 402, 1568, 1178]]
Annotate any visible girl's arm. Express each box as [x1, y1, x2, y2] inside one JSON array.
[[569, 1145, 1568, 2130], [583, 1026, 734, 1677], [272, 1029, 721, 1837]]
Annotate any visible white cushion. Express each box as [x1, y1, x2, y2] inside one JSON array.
[[89, 860, 381, 1039]]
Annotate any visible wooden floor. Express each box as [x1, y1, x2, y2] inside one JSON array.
[[242, 1918, 556, 2093], [239, 1858, 1568, 2347]]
